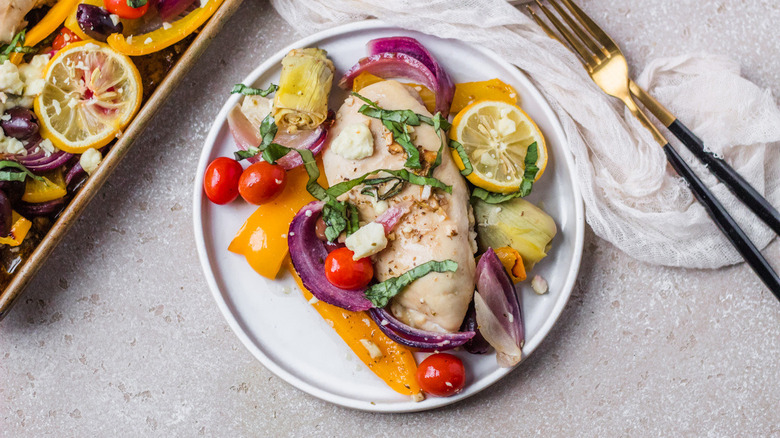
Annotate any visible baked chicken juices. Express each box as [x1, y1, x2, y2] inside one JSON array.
[[323, 80, 477, 332]]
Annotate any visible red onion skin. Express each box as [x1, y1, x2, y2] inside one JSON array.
[[157, 0, 197, 20], [366, 36, 455, 116], [288, 201, 374, 311], [374, 201, 411, 234], [369, 307, 475, 352], [460, 299, 490, 354], [475, 248, 524, 353], [15, 198, 65, 217], [18, 150, 73, 173], [340, 53, 437, 97]]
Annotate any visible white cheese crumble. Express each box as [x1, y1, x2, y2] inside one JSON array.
[[126, 35, 133, 44], [307, 296, 319, 305], [39, 138, 55, 156], [110, 14, 120, 26], [531, 275, 549, 295], [83, 43, 100, 50], [0, 130, 25, 155], [162, 22, 172, 30], [79, 148, 102, 175], [497, 117, 516, 136], [331, 122, 374, 160], [0, 61, 24, 95], [144, 37, 153, 45], [358, 339, 383, 360], [372, 199, 388, 215], [344, 222, 387, 260], [18, 55, 48, 97], [304, 210, 313, 217]]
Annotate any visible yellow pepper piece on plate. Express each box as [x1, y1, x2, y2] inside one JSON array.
[[10, 0, 81, 64], [107, 0, 225, 56], [449, 78, 518, 115], [21, 169, 67, 204], [494, 246, 527, 283], [0, 212, 32, 247], [284, 259, 424, 401], [228, 163, 326, 279]]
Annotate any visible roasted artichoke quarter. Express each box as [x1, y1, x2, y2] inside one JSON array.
[[273, 48, 335, 133]]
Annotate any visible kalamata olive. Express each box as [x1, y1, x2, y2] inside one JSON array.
[[1, 107, 39, 140], [315, 216, 328, 241], [77, 4, 123, 42], [0, 191, 13, 238], [0, 180, 25, 204]]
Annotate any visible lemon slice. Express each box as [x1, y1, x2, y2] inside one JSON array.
[[34, 41, 142, 154], [450, 100, 547, 194]]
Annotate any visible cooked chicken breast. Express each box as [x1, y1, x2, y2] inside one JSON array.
[[1, 0, 55, 44], [323, 80, 477, 333]]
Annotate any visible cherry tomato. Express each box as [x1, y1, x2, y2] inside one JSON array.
[[238, 161, 287, 205], [104, 0, 149, 19], [203, 157, 243, 205], [51, 28, 81, 51], [416, 353, 466, 397], [324, 248, 374, 289]]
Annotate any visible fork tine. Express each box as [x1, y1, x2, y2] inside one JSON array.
[[526, 5, 562, 43], [559, 0, 618, 54], [548, 0, 605, 60], [533, 0, 595, 70]]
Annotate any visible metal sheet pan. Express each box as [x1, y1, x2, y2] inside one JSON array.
[[0, 0, 244, 320]]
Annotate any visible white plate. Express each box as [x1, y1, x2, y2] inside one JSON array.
[[193, 20, 584, 412]]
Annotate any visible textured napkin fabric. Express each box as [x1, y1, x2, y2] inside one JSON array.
[[270, 0, 780, 269]]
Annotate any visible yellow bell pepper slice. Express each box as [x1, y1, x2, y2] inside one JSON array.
[[21, 169, 67, 204], [449, 78, 518, 115], [228, 163, 327, 280], [284, 259, 424, 401], [0, 212, 33, 247], [107, 0, 225, 56], [11, 0, 81, 64]]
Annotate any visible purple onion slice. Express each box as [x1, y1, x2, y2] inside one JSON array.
[[368, 307, 475, 352], [474, 248, 525, 367], [287, 201, 373, 311]]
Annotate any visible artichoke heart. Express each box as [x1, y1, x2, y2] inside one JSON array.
[[473, 197, 557, 271], [273, 48, 334, 133]]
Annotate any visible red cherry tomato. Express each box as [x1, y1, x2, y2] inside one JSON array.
[[238, 161, 287, 205], [104, 0, 149, 19], [324, 248, 374, 289], [52, 28, 80, 51], [203, 157, 243, 205], [416, 353, 466, 397]]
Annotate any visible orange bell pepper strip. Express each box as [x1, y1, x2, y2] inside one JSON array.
[[352, 72, 436, 113], [284, 258, 424, 401], [10, 0, 80, 64], [449, 78, 518, 115], [228, 163, 327, 280], [0, 212, 32, 247], [107, 0, 225, 56], [493, 246, 527, 283]]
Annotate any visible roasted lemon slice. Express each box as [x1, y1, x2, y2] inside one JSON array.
[[450, 100, 547, 193], [34, 41, 142, 154]]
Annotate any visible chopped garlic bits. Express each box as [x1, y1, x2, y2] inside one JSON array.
[[331, 122, 374, 160]]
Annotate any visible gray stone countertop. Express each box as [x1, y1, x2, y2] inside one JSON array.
[[2, 0, 779, 436]]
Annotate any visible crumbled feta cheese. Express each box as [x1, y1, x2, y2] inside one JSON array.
[[497, 117, 516, 136], [372, 199, 388, 215], [331, 122, 374, 160], [344, 222, 387, 260], [144, 37, 153, 45], [358, 339, 383, 360], [84, 43, 100, 50], [0, 113, 9, 121], [304, 210, 313, 217], [420, 185, 432, 200], [531, 275, 549, 295], [110, 14, 120, 26], [162, 22, 172, 30], [39, 138, 55, 156], [79, 148, 102, 175], [307, 296, 319, 305], [240, 95, 273, 128], [0, 61, 24, 95], [18, 55, 48, 97], [0, 130, 25, 155], [126, 36, 133, 45]]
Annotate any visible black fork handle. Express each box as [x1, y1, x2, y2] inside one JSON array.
[[668, 120, 780, 235], [663, 144, 780, 299]]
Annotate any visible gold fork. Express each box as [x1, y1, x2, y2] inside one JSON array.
[[528, 0, 780, 297]]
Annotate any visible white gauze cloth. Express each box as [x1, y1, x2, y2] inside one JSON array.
[[270, 0, 780, 269]]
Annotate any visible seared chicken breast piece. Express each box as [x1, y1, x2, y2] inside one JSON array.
[[1, 0, 56, 44], [323, 80, 477, 333]]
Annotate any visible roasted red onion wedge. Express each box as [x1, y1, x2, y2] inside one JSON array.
[[226, 104, 329, 169], [366, 36, 455, 116], [339, 52, 456, 116], [474, 248, 525, 367], [369, 307, 475, 352], [460, 300, 491, 354], [288, 201, 373, 311]]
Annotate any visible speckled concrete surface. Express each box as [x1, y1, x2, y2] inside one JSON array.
[[2, 0, 779, 436]]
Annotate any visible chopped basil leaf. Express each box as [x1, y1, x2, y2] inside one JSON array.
[[326, 168, 451, 199], [126, 0, 147, 7], [322, 198, 348, 242], [231, 83, 279, 96], [0, 30, 35, 63], [365, 260, 458, 308], [233, 113, 278, 162], [469, 142, 540, 203], [0, 161, 42, 182], [448, 140, 473, 176], [346, 202, 360, 236]]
